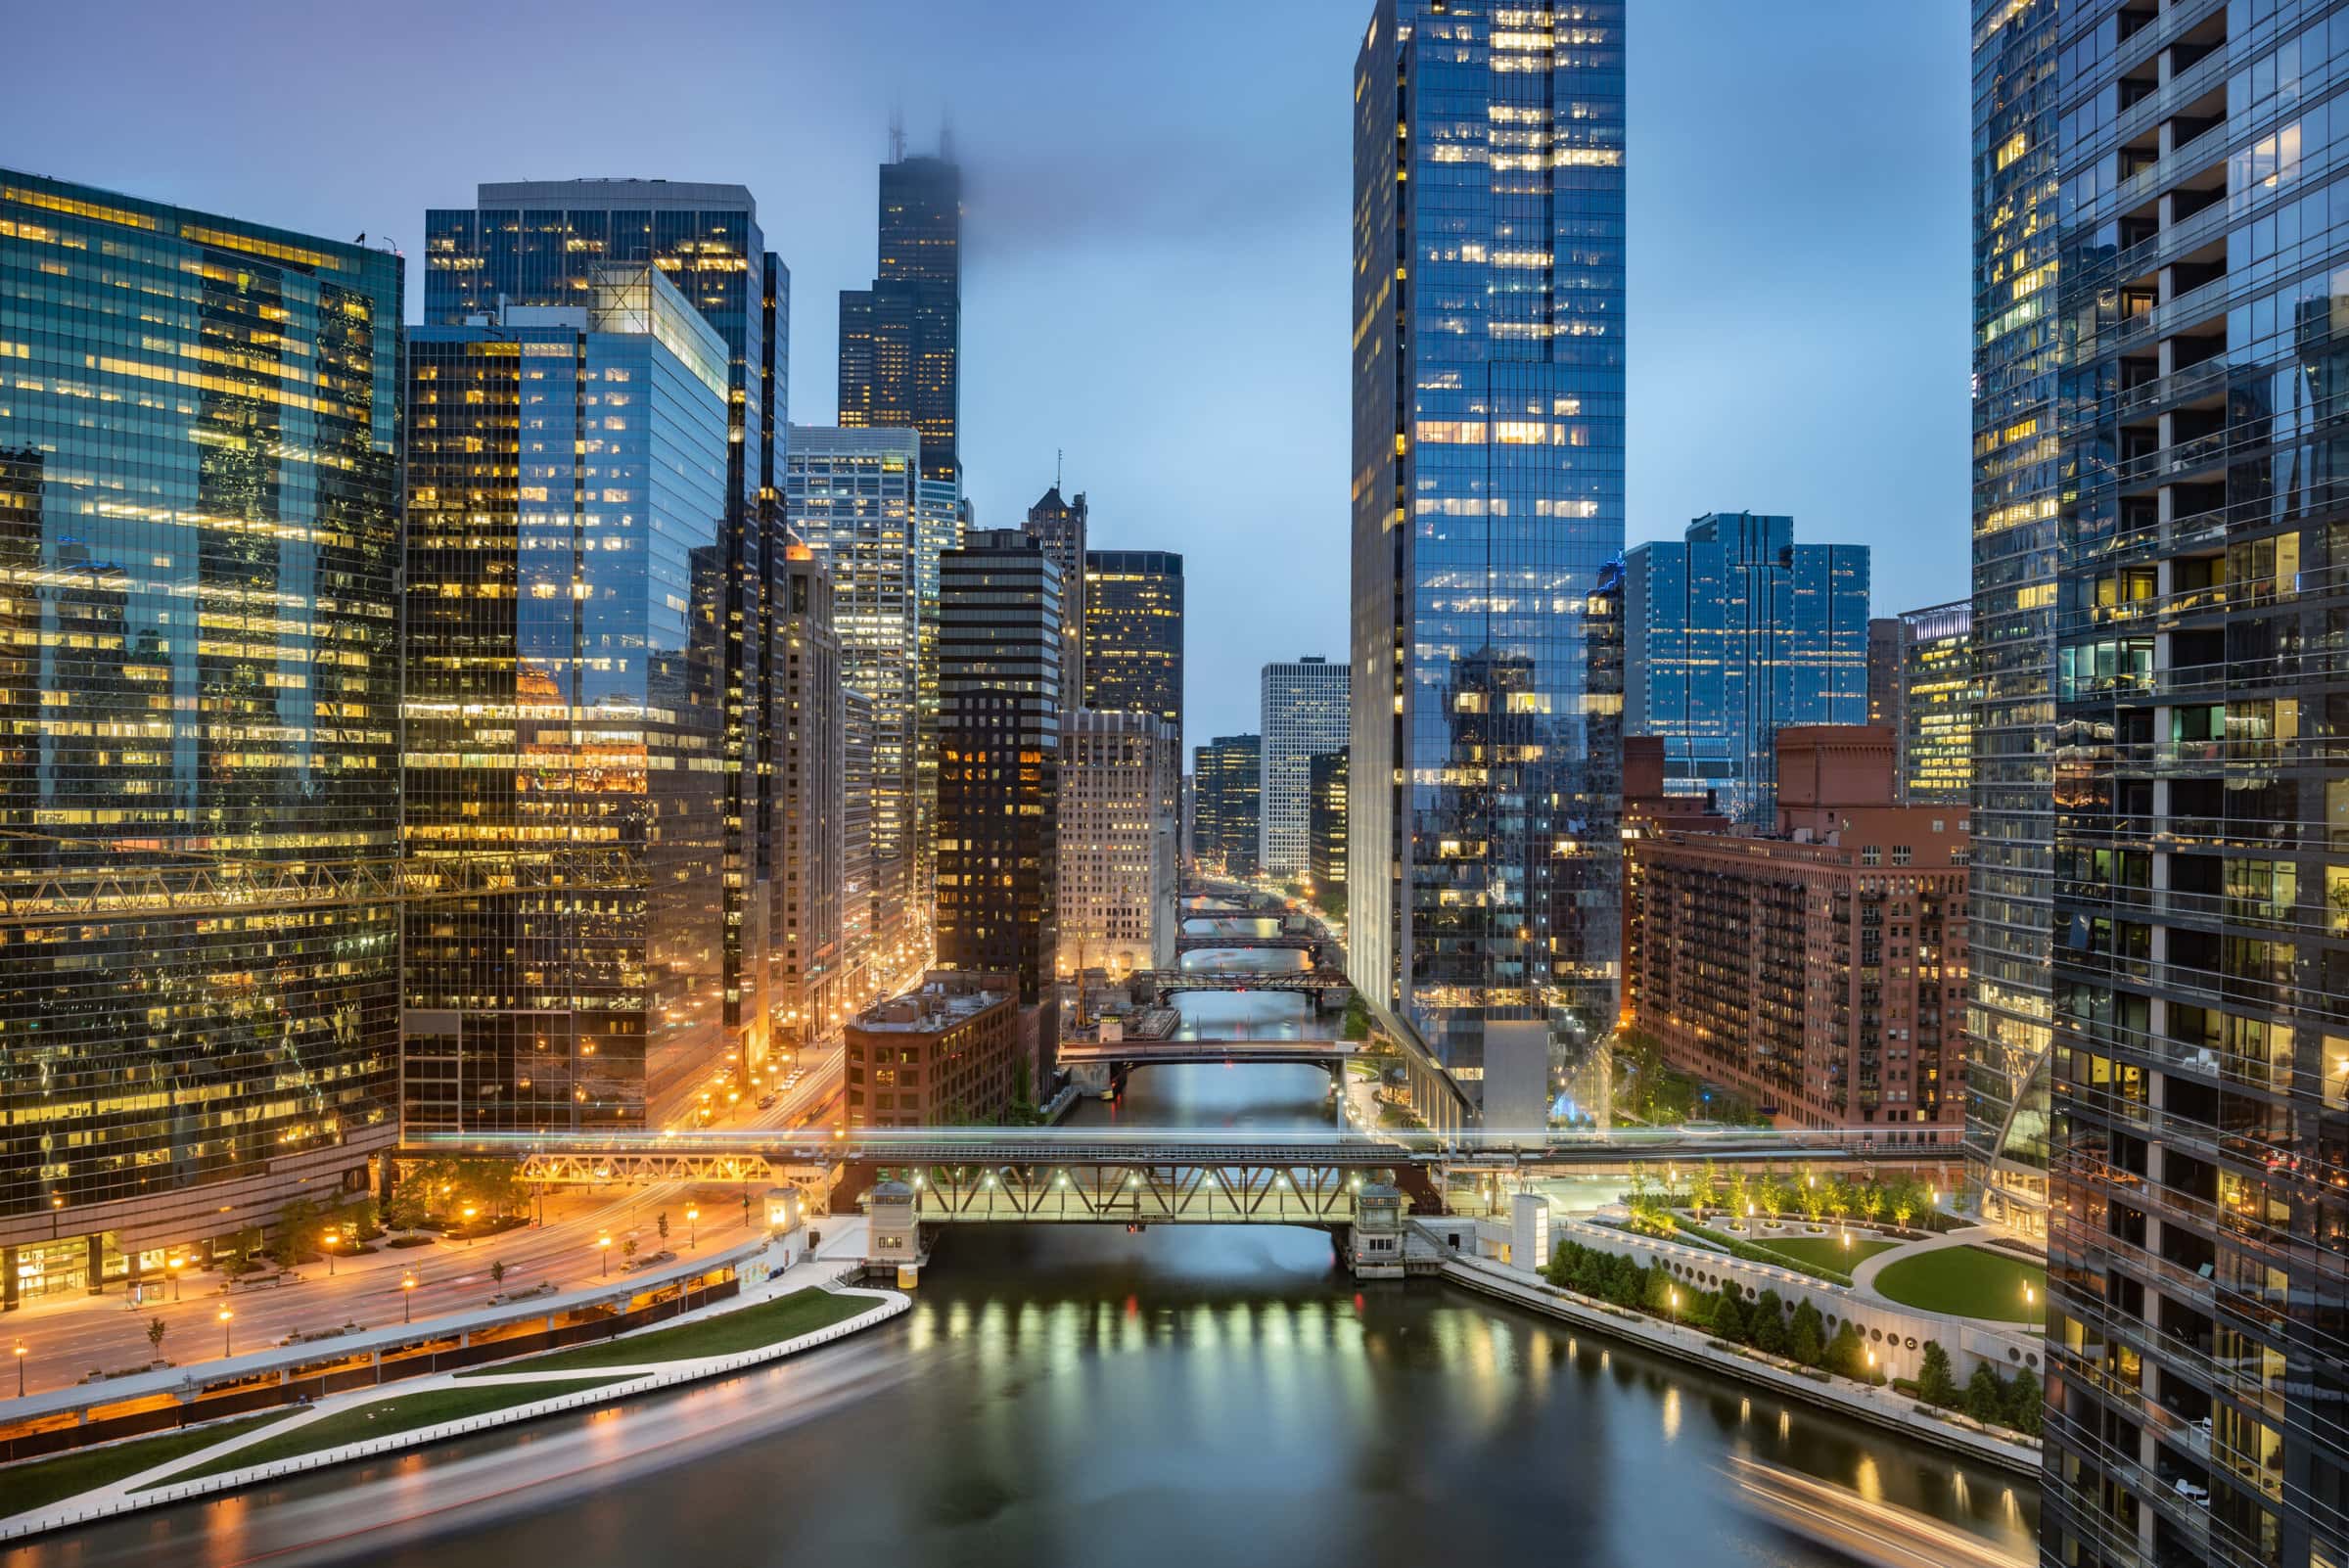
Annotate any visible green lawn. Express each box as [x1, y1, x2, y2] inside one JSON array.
[[1755, 1234, 1902, 1269], [0, 1413, 289, 1518], [456, 1287, 869, 1378], [1869, 1245, 2048, 1323], [145, 1378, 622, 1488]]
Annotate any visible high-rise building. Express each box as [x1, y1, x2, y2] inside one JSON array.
[[2031, 11, 2349, 1568], [1868, 616, 1907, 729], [1057, 710, 1180, 976], [936, 529, 1061, 1083], [841, 686, 877, 998], [1259, 658, 1350, 878], [1622, 512, 1871, 826], [1964, 0, 2060, 1239], [846, 971, 1019, 1129], [1083, 549, 1184, 754], [839, 148, 961, 490], [1350, 1, 1628, 1111], [1192, 735, 1262, 879], [1308, 750, 1350, 920], [0, 174, 402, 1299], [402, 267, 733, 1135], [773, 541, 844, 1064], [1897, 599, 1973, 807], [1624, 727, 1967, 1140], [784, 427, 923, 969], [1025, 486, 1088, 703], [426, 178, 789, 1063]]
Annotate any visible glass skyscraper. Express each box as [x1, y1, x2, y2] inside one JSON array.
[[424, 179, 788, 1062], [0, 173, 402, 1301], [1622, 512, 1871, 826], [402, 268, 732, 1134], [1967, 0, 2062, 1237], [1025, 485, 1087, 702], [1083, 549, 1185, 755], [840, 149, 962, 491], [1192, 734, 1262, 879], [1350, 0, 1628, 1110], [1259, 657, 1350, 878], [1897, 598, 1974, 807]]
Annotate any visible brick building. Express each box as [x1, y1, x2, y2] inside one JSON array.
[[1625, 726, 1967, 1140], [845, 971, 1020, 1128]]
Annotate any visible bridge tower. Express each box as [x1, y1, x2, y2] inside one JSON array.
[[1346, 1182, 1405, 1278]]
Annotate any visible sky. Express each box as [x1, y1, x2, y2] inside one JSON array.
[[0, 0, 1971, 747]]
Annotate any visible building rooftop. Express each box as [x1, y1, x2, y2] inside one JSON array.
[[852, 978, 1008, 1032]]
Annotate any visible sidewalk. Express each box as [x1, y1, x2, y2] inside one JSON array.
[[1, 1222, 900, 1544]]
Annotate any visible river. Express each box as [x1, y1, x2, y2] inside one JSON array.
[[7, 977, 2038, 1567]]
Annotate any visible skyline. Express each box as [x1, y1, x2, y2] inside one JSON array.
[[0, 0, 1968, 744]]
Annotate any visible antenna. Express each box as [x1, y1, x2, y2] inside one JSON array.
[[1056, 448, 1063, 491], [940, 106, 955, 161], [889, 109, 905, 163]]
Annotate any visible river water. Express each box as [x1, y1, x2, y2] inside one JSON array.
[[9, 971, 2038, 1567]]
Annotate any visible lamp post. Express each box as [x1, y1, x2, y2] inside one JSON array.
[[597, 1235, 613, 1277], [322, 1231, 339, 1276], [461, 1206, 478, 1245], [400, 1273, 417, 1323], [167, 1255, 184, 1303], [12, 1340, 23, 1397], [217, 1307, 233, 1359], [686, 1207, 699, 1248]]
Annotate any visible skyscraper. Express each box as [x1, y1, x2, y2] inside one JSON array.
[[785, 427, 923, 973], [426, 178, 789, 1063], [1025, 485, 1088, 703], [1867, 615, 1907, 730], [936, 530, 1061, 1082], [1192, 735, 1262, 880], [1350, 0, 1627, 1110], [1057, 710, 1180, 976], [1965, 0, 2060, 1238], [1309, 750, 1350, 920], [773, 540, 844, 1064], [839, 147, 961, 489], [0, 174, 402, 1299], [1622, 513, 1871, 826], [1897, 599, 1972, 807], [1259, 658, 1351, 878], [1083, 549, 1185, 755], [401, 266, 733, 1134], [2032, 11, 2349, 1567]]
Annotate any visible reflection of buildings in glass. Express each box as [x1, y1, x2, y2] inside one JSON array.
[[1191, 734, 1262, 878], [401, 265, 731, 1133], [840, 150, 961, 490], [426, 178, 787, 1063], [772, 542, 843, 1062], [841, 687, 877, 990], [1308, 749, 1349, 918], [1350, 1, 1627, 1111], [1896, 599, 1973, 806], [0, 175, 401, 1296], [1259, 658, 1349, 878], [1024, 485, 1087, 701], [1623, 512, 1870, 827], [1083, 550, 1184, 757]]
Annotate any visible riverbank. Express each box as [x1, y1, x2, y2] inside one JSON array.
[[0, 1240, 909, 1544], [1435, 1248, 2042, 1474]]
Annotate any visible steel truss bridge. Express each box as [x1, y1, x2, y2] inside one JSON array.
[[1173, 930, 1316, 953], [890, 1155, 1381, 1227], [1056, 1039, 1359, 1068], [1138, 970, 1350, 999]]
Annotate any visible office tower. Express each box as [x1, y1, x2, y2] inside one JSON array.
[[839, 145, 960, 489], [1192, 734, 1263, 879], [936, 530, 1061, 1083], [1965, 0, 2060, 1238], [402, 267, 732, 1134], [1868, 616, 1907, 729], [1309, 750, 1350, 919], [785, 427, 923, 972], [1624, 727, 1967, 1139], [1259, 657, 1351, 878], [1025, 485, 1088, 702], [2034, 12, 2349, 1568], [841, 687, 877, 998], [1622, 513, 1871, 825], [1084, 549, 1184, 753], [1351, 0, 1627, 1110], [1057, 711, 1180, 976], [0, 174, 401, 1299], [1180, 773, 1196, 869], [426, 179, 789, 1062], [1898, 599, 1973, 807], [773, 541, 844, 1064]]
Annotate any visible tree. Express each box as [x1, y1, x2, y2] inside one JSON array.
[[1889, 1182, 1918, 1232], [1711, 1290, 1748, 1344], [2004, 1370, 2044, 1434], [146, 1316, 168, 1360], [1825, 1180, 1853, 1226], [1725, 1171, 1752, 1226], [1917, 1341, 1959, 1407], [490, 1260, 508, 1288], [1689, 1163, 1721, 1220], [1859, 1184, 1885, 1225], [1965, 1363, 2008, 1423], [1788, 1301, 1826, 1367], [346, 1197, 384, 1244], [274, 1198, 322, 1267], [232, 1225, 267, 1269], [1825, 1321, 1868, 1380], [622, 1237, 639, 1267], [656, 1212, 670, 1246], [1757, 1179, 1786, 1226], [385, 1188, 427, 1235], [1751, 1291, 1789, 1356], [1796, 1172, 1827, 1224], [462, 1159, 524, 1221]]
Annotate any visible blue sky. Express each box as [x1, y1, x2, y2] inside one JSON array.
[[0, 0, 1970, 745]]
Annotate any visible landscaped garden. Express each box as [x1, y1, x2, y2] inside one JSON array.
[[455, 1287, 869, 1377], [1869, 1246, 2047, 1324], [0, 1414, 289, 1518], [1751, 1234, 1901, 1270]]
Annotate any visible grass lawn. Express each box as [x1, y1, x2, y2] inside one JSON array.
[[0, 1413, 289, 1518], [456, 1287, 869, 1378], [1869, 1245, 2048, 1323], [1755, 1234, 1902, 1269], [145, 1377, 622, 1488]]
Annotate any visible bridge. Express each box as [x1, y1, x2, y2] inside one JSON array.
[[1057, 1038, 1359, 1068], [878, 1150, 1387, 1227], [1174, 930, 1315, 953], [1138, 969, 1351, 1001]]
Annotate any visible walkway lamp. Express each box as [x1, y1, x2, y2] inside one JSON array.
[[323, 1231, 340, 1275], [597, 1234, 613, 1277], [1668, 1288, 1679, 1324], [167, 1255, 185, 1303], [461, 1205, 478, 1243], [2024, 1282, 2035, 1308], [401, 1273, 418, 1321], [686, 1206, 699, 1247], [12, 1340, 23, 1397], [218, 1307, 234, 1358]]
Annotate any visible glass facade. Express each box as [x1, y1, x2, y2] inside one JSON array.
[[1350, 0, 1628, 1105], [1259, 657, 1350, 877], [1898, 598, 1975, 806], [1024, 486, 1087, 701], [1309, 748, 1350, 917], [1083, 549, 1185, 756], [0, 173, 402, 1281], [401, 268, 731, 1134], [784, 427, 923, 972], [1622, 513, 1870, 827], [840, 153, 962, 490], [1191, 734, 1261, 878], [1967, 0, 2063, 1237], [2037, 6, 2349, 1567], [772, 542, 843, 1062], [425, 180, 786, 1061]]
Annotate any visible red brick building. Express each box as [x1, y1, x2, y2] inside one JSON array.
[[846, 971, 1020, 1128], [1625, 726, 1967, 1141]]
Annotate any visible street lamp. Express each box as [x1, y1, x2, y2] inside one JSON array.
[[685, 1207, 699, 1248], [217, 1307, 234, 1359], [461, 1205, 478, 1245], [597, 1234, 613, 1277], [2024, 1282, 2036, 1308], [322, 1231, 340, 1276], [12, 1340, 23, 1397], [1668, 1288, 1680, 1325], [400, 1273, 417, 1323], [166, 1255, 184, 1303]]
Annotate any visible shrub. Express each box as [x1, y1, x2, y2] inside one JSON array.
[[1824, 1321, 1869, 1381], [2004, 1370, 2045, 1435], [1750, 1290, 1789, 1356], [1788, 1301, 1826, 1367], [1710, 1291, 1748, 1344], [1965, 1363, 2007, 1423], [1917, 1341, 1959, 1407]]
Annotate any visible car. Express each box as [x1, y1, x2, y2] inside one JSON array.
[[757, 1094, 776, 1110]]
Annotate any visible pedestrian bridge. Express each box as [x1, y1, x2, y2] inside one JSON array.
[[884, 1158, 1380, 1227], [1056, 1038, 1359, 1068], [1137, 970, 1350, 1000], [1173, 930, 1316, 953]]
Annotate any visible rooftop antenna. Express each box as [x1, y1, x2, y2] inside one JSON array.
[[889, 109, 905, 163], [940, 107, 955, 161], [1056, 447, 1063, 492]]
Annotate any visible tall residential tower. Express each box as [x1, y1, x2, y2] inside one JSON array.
[[1259, 657, 1350, 879]]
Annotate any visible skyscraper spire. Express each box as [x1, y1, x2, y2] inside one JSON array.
[[889, 108, 905, 163]]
